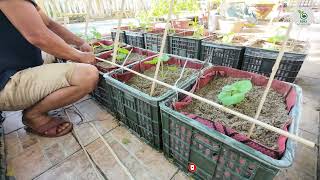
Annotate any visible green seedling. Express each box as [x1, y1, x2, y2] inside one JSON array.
[[218, 80, 252, 106], [144, 54, 170, 65], [90, 27, 102, 40], [168, 66, 178, 71], [122, 138, 131, 145], [112, 48, 130, 61], [222, 32, 236, 44], [191, 20, 205, 39]]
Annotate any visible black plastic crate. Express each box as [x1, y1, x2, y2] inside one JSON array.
[[91, 73, 117, 116], [169, 31, 203, 59], [241, 47, 307, 83], [125, 30, 145, 48], [103, 55, 208, 150], [201, 40, 245, 69], [144, 30, 168, 53], [111, 30, 127, 43]]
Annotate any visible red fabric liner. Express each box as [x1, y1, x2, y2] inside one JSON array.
[[95, 47, 157, 73], [111, 56, 205, 83], [91, 40, 114, 46], [172, 66, 297, 159]]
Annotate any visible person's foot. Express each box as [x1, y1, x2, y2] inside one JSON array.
[[22, 111, 73, 137]]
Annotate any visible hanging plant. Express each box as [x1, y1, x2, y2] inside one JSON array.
[[218, 80, 252, 106]]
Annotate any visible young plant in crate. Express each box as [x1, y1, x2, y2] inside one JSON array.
[[103, 54, 207, 150], [160, 66, 302, 179]]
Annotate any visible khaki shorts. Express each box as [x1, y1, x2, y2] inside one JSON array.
[[0, 63, 76, 111]]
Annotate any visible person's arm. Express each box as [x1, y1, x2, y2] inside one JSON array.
[[0, 0, 94, 63], [38, 9, 92, 52]]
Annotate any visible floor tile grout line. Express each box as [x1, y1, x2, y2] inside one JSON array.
[[31, 125, 120, 180], [32, 147, 83, 180], [169, 169, 180, 180], [109, 132, 163, 180], [299, 128, 319, 136]]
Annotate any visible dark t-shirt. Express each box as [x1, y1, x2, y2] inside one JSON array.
[[0, 0, 43, 90]]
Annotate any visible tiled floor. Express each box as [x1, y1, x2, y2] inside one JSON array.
[[3, 25, 320, 180]]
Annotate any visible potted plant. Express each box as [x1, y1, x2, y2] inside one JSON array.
[[160, 66, 302, 179], [91, 47, 157, 115], [242, 26, 309, 83], [102, 54, 209, 150], [201, 32, 250, 68]]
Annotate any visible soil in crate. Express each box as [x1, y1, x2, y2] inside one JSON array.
[[205, 34, 248, 45], [251, 39, 307, 53], [94, 46, 112, 54], [127, 65, 196, 97], [96, 53, 147, 69], [180, 77, 290, 149]]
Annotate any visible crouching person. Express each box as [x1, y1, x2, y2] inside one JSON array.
[[0, 0, 99, 137]]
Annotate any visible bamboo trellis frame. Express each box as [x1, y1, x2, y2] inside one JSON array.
[[35, 0, 150, 20], [95, 56, 316, 148]]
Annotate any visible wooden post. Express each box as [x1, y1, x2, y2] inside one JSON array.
[[95, 56, 316, 148], [111, 0, 126, 63], [84, 0, 91, 39], [248, 22, 293, 138], [149, 0, 174, 96]]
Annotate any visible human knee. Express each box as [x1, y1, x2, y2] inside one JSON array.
[[82, 65, 99, 89]]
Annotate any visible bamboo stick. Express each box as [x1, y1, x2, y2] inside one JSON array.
[[68, 107, 135, 180], [65, 110, 103, 180], [95, 56, 315, 148], [248, 22, 293, 138], [111, 0, 126, 63], [84, 0, 91, 39], [149, 0, 174, 96]]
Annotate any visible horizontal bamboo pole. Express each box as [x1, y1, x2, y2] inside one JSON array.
[[95, 57, 316, 148]]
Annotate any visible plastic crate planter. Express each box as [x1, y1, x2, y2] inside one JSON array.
[[242, 40, 308, 83], [125, 28, 145, 48], [160, 66, 302, 180], [103, 55, 209, 150], [95, 47, 157, 73], [169, 31, 206, 60], [92, 48, 156, 113], [144, 29, 169, 53], [201, 34, 249, 69], [111, 26, 129, 43]]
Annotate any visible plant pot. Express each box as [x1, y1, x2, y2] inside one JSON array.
[[91, 47, 157, 114], [218, 19, 245, 33], [103, 55, 209, 150], [252, 4, 275, 20], [160, 66, 302, 179], [124, 29, 145, 48], [111, 26, 129, 43], [171, 19, 190, 29], [169, 31, 207, 60], [200, 34, 250, 68]]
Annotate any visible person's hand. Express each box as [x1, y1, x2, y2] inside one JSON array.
[[78, 52, 96, 64], [79, 42, 93, 52]]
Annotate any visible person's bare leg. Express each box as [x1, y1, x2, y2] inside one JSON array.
[[23, 64, 99, 134]]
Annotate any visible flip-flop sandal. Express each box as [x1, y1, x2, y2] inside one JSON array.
[[22, 117, 73, 138]]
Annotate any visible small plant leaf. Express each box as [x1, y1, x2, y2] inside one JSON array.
[[144, 54, 170, 65], [122, 138, 131, 145], [118, 48, 129, 55], [168, 66, 178, 71], [218, 80, 252, 106], [116, 53, 127, 61], [222, 32, 235, 44]]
